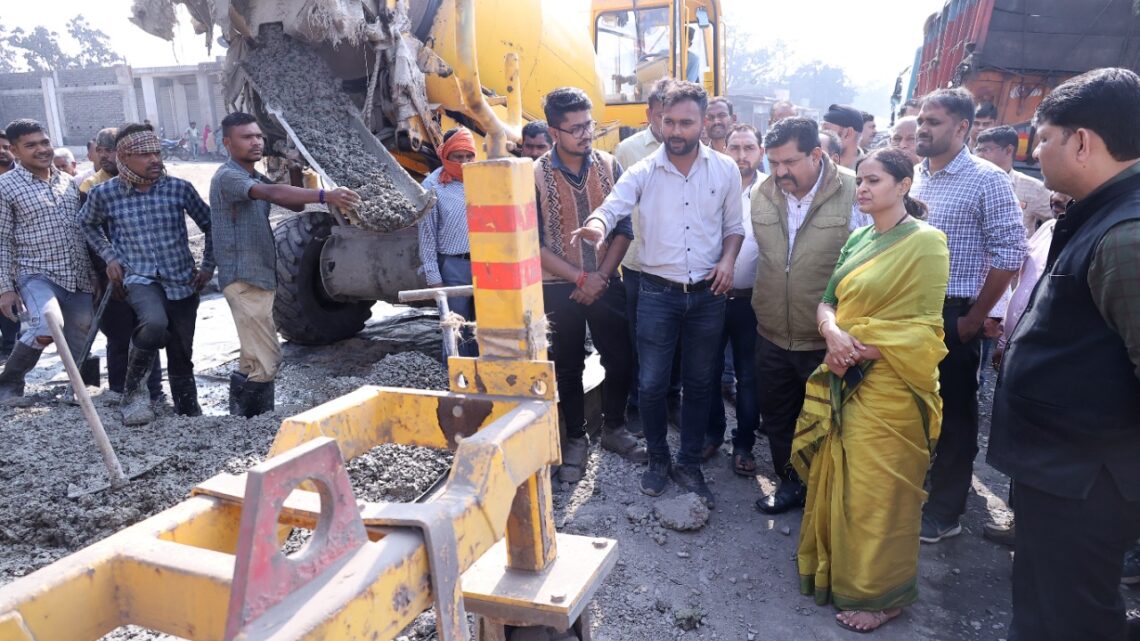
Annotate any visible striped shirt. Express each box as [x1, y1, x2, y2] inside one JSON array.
[[0, 164, 94, 293], [417, 167, 469, 285], [913, 146, 1026, 299], [80, 175, 214, 300]]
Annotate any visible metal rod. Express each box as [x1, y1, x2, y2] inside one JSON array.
[[454, 0, 518, 158], [398, 285, 474, 303], [435, 291, 459, 358], [43, 308, 128, 487]]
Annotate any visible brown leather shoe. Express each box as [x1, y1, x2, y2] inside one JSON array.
[[600, 424, 648, 463]]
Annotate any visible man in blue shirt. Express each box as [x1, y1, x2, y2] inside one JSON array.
[[81, 123, 215, 425]]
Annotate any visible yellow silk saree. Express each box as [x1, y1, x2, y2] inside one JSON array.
[[792, 220, 949, 611]]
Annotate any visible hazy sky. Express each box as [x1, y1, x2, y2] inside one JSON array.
[[6, 0, 947, 105]]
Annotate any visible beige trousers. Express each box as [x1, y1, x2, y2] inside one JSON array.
[[223, 282, 282, 382]]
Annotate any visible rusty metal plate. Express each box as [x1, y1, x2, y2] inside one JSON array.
[[447, 358, 556, 400]]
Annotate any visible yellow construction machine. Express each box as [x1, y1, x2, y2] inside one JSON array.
[[128, 0, 724, 345]]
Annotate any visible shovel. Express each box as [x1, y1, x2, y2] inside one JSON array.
[[43, 308, 165, 497], [77, 286, 113, 387]]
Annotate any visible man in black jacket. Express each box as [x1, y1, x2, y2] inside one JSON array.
[[988, 67, 1140, 641]]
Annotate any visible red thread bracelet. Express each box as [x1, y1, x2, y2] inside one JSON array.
[[576, 271, 587, 288]]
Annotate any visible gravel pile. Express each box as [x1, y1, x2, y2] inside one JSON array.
[[242, 25, 419, 232]]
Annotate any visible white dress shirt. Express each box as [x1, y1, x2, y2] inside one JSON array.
[[734, 170, 765, 289], [782, 165, 868, 265], [588, 144, 744, 284]]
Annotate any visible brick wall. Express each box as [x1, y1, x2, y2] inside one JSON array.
[[0, 72, 45, 91], [57, 67, 119, 87], [60, 90, 128, 145], [0, 94, 48, 130]]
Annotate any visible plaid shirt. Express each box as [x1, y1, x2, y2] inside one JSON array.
[[417, 167, 470, 284], [80, 175, 215, 300], [0, 164, 94, 293], [913, 146, 1027, 299]]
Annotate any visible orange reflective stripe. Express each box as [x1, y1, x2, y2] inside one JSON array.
[[467, 202, 537, 233], [471, 255, 542, 290]]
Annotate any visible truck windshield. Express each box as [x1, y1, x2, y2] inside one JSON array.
[[595, 7, 671, 104]]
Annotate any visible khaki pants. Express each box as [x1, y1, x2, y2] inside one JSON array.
[[223, 282, 281, 382]]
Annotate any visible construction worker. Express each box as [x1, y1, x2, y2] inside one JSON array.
[[80, 123, 215, 425], [520, 121, 553, 160], [80, 127, 164, 405], [210, 111, 360, 417], [0, 119, 95, 406], [0, 131, 18, 361], [535, 87, 647, 484]]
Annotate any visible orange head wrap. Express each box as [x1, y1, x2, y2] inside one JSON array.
[[439, 128, 476, 183]]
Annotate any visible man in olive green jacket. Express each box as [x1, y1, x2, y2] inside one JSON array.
[[751, 117, 864, 514]]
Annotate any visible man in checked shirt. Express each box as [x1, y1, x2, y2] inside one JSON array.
[[0, 119, 95, 406], [912, 88, 1027, 544], [81, 123, 215, 426]]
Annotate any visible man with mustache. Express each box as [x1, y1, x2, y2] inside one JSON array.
[[210, 111, 359, 417], [911, 88, 1025, 544], [704, 97, 736, 154], [749, 117, 861, 514], [81, 123, 216, 425], [0, 119, 95, 405], [575, 81, 744, 509]]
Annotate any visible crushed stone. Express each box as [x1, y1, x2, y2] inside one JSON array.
[[241, 25, 418, 232], [653, 492, 710, 531]]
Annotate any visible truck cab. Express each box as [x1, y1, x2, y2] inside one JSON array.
[[591, 0, 725, 134]]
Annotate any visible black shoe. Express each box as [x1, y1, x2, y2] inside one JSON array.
[[755, 477, 805, 515], [229, 371, 247, 416], [919, 514, 963, 544], [169, 375, 202, 417], [0, 342, 41, 405], [670, 464, 716, 510], [238, 379, 275, 418], [640, 457, 671, 496], [1123, 546, 1140, 585], [121, 344, 157, 425]]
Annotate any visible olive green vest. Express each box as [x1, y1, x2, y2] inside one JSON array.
[[750, 157, 858, 351]]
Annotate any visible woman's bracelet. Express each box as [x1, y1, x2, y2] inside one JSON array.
[[818, 318, 832, 336]]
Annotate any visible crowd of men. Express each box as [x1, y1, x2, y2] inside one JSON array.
[[1, 65, 1138, 639]]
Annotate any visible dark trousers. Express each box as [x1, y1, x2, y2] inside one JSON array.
[[755, 333, 825, 478], [545, 280, 632, 439], [636, 277, 725, 466], [0, 315, 17, 356], [924, 302, 982, 522], [707, 295, 759, 452], [101, 297, 163, 397], [622, 268, 681, 408], [1010, 470, 1140, 641], [125, 283, 199, 381], [439, 254, 477, 357]]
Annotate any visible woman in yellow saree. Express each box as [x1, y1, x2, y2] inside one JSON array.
[[794, 148, 950, 633]]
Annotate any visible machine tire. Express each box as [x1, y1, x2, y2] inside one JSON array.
[[273, 210, 372, 345]]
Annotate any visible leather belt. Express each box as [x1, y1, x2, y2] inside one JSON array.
[[727, 288, 753, 299], [944, 296, 973, 307], [441, 252, 471, 260], [642, 272, 713, 293]]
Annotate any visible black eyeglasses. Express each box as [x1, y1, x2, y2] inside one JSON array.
[[551, 120, 597, 139]]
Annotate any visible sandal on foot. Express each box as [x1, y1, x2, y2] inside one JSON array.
[[732, 451, 757, 477], [835, 609, 901, 634]]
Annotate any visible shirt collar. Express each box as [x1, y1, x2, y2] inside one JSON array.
[[14, 163, 60, 185], [117, 173, 167, 194], [651, 142, 710, 174], [226, 158, 266, 181], [550, 145, 593, 179], [920, 145, 972, 177]]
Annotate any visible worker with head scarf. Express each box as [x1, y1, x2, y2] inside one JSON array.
[[417, 127, 478, 356]]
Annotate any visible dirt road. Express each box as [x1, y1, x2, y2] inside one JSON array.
[[1, 160, 1136, 640]]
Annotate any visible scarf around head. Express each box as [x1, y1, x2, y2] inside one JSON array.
[[439, 128, 475, 184], [116, 129, 164, 187]]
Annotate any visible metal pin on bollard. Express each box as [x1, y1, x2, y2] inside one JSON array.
[[43, 307, 128, 489], [399, 285, 474, 358]]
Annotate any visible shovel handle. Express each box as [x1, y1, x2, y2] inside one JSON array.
[[44, 308, 128, 486]]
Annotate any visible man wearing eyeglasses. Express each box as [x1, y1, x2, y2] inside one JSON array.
[[974, 126, 1053, 237], [535, 87, 647, 484], [575, 81, 744, 509]]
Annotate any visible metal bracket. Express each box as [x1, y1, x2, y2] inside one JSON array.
[[372, 503, 469, 641], [224, 437, 368, 641]]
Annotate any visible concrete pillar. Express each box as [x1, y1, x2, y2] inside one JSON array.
[[195, 71, 215, 131], [40, 75, 64, 145], [140, 75, 160, 127], [172, 79, 191, 135]]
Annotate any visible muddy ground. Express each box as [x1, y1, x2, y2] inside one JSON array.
[[2, 161, 1138, 641]]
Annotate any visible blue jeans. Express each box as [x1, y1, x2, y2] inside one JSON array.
[[16, 275, 92, 360], [623, 268, 681, 409], [439, 254, 477, 357], [636, 277, 725, 466], [706, 296, 759, 452]]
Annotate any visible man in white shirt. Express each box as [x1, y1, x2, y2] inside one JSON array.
[[705, 124, 765, 476], [974, 125, 1053, 236], [575, 81, 744, 509]]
